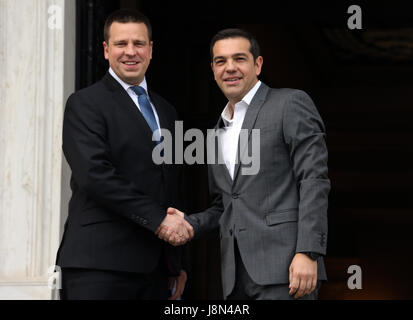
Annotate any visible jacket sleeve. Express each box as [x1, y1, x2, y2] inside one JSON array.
[[282, 90, 330, 255], [184, 166, 223, 239], [62, 93, 166, 232]]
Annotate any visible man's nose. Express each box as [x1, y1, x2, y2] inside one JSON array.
[[225, 60, 236, 72], [125, 43, 136, 56]]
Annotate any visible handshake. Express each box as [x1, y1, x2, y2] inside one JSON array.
[[155, 208, 194, 246]]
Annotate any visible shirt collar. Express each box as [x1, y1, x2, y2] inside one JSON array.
[[221, 105, 235, 126], [242, 80, 261, 106], [109, 67, 149, 94], [221, 80, 261, 126]]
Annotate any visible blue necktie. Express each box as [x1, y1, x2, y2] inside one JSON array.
[[131, 86, 160, 143]]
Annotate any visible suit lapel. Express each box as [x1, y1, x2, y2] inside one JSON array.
[[103, 73, 166, 147], [232, 83, 269, 183], [212, 117, 233, 187], [112, 89, 157, 144]]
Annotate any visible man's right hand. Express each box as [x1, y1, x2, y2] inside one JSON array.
[[155, 208, 194, 246]]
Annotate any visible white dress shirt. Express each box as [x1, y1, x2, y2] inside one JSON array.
[[109, 68, 161, 130], [220, 80, 261, 179]]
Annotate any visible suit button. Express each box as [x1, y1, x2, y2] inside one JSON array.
[[232, 193, 239, 199], [142, 220, 148, 225]]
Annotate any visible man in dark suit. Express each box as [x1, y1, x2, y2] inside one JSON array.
[[56, 9, 192, 300], [158, 29, 330, 300]]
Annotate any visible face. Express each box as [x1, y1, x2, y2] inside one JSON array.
[[211, 37, 263, 105], [104, 22, 153, 85]]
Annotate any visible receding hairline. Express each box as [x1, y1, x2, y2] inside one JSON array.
[[103, 9, 152, 43], [211, 36, 254, 59], [105, 21, 151, 43], [210, 28, 261, 61]]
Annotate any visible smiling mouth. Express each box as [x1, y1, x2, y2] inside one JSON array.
[[122, 61, 139, 66], [224, 77, 241, 84]]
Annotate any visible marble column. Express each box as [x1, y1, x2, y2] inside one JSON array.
[[0, 0, 75, 299]]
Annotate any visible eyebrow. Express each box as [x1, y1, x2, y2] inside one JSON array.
[[112, 39, 147, 45], [213, 53, 249, 62]]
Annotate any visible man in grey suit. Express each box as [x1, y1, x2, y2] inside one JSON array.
[[156, 28, 330, 300]]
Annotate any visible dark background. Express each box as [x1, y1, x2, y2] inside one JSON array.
[[75, 0, 413, 299]]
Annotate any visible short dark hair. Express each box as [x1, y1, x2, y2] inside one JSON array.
[[104, 9, 152, 43], [210, 28, 261, 61]]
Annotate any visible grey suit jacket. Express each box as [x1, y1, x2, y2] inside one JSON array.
[[186, 83, 330, 298]]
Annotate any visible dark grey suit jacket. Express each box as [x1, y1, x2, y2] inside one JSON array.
[[186, 83, 330, 298]]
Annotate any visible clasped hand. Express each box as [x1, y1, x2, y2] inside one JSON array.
[[155, 208, 194, 246]]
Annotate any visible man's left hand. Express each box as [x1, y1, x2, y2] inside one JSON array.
[[289, 253, 317, 298], [168, 270, 187, 300]]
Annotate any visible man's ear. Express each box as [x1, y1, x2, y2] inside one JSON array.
[[149, 41, 153, 60], [211, 62, 217, 81], [103, 41, 109, 60], [255, 56, 263, 76]]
